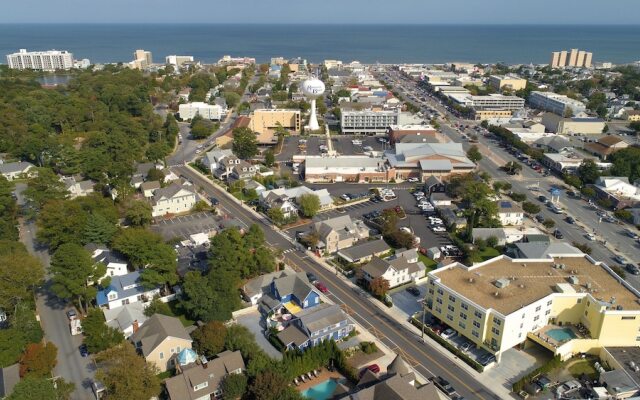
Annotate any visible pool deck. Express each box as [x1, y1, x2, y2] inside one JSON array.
[[295, 368, 345, 393], [532, 324, 582, 348]]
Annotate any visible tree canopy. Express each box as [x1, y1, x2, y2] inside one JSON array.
[[95, 343, 161, 400], [232, 127, 258, 159], [82, 308, 125, 353], [297, 194, 321, 218]]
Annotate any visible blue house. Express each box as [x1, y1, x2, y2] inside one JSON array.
[[259, 272, 320, 316], [277, 303, 354, 351], [96, 271, 161, 310]]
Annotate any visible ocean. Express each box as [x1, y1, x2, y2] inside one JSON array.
[[0, 24, 639, 65]]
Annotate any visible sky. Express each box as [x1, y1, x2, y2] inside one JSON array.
[[2, 0, 640, 24]]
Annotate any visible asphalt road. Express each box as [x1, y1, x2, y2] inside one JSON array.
[[15, 184, 96, 400], [172, 165, 503, 400]]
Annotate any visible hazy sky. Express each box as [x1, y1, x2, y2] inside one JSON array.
[[3, 0, 640, 24]]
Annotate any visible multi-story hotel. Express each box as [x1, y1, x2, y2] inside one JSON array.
[[448, 93, 525, 112], [550, 49, 593, 68], [529, 91, 587, 116], [488, 75, 528, 91], [425, 252, 640, 363], [340, 109, 401, 135], [178, 102, 225, 121], [6, 49, 74, 71], [248, 109, 301, 144]]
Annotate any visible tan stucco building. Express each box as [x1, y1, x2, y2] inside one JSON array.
[[488, 75, 527, 91], [249, 109, 301, 144]]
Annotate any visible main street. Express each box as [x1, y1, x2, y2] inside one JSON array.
[[15, 184, 96, 400], [172, 165, 504, 400]]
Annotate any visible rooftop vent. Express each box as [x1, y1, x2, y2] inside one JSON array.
[[468, 278, 475, 283], [568, 276, 579, 285], [585, 282, 592, 289], [518, 284, 525, 289], [494, 278, 510, 289], [494, 291, 500, 297]]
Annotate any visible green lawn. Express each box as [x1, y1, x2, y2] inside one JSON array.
[[568, 359, 599, 380], [418, 253, 438, 272], [478, 247, 500, 261], [167, 301, 195, 327]]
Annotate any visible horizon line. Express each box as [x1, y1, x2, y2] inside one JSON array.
[[1, 22, 640, 26]]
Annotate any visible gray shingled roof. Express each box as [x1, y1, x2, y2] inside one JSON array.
[[297, 303, 347, 334], [277, 325, 309, 347], [0, 364, 20, 398], [273, 272, 314, 302], [337, 239, 390, 262], [0, 161, 33, 174], [129, 314, 192, 356]]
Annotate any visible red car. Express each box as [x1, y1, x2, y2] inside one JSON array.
[[360, 364, 380, 377], [314, 282, 329, 293]]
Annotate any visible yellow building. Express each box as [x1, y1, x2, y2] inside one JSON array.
[[425, 253, 640, 363], [625, 110, 640, 122], [248, 109, 301, 144], [472, 109, 513, 121], [488, 75, 527, 91]]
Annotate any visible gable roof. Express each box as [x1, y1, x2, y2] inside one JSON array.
[[242, 270, 293, 299], [277, 324, 309, 347], [387, 143, 474, 169], [387, 355, 410, 377], [165, 350, 245, 400], [513, 242, 583, 259], [273, 272, 314, 302], [153, 183, 195, 203], [103, 302, 147, 333], [337, 239, 390, 262], [0, 161, 34, 174], [129, 314, 192, 356], [297, 303, 347, 333], [96, 270, 156, 306]]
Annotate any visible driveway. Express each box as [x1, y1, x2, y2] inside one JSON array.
[[390, 285, 426, 318], [151, 211, 220, 241], [483, 346, 551, 393], [235, 309, 283, 360]]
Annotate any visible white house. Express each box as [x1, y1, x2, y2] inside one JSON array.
[[0, 161, 35, 181], [85, 244, 129, 281], [259, 186, 333, 218], [103, 302, 148, 338], [151, 183, 197, 217], [497, 200, 524, 226], [203, 149, 234, 172], [361, 248, 426, 288], [179, 102, 224, 121], [62, 175, 94, 199], [96, 271, 161, 310]]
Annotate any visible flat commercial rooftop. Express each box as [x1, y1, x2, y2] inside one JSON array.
[[433, 256, 640, 315]]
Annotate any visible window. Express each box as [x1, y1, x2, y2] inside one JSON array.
[[535, 305, 541, 312], [437, 288, 444, 295], [448, 295, 456, 302], [545, 310, 551, 315], [472, 330, 479, 338], [159, 352, 164, 360], [461, 303, 468, 310], [435, 306, 442, 313], [177, 346, 181, 352], [459, 321, 466, 329], [473, 321, 480, 328], [534, 315, 540, 321], [193, 382, 209, 391], [447, 305, 454, 312], [446, 314, 453, 321], [436, 297, 443, 305], [460, 312, 467, 320], [428, 288, 434, 295], [622, 316, 637, 320], [491, 327, 500, 335], [474, 311, 482, 319], [547, 300, 552, 306], [170, 348, 175, 354], [492, 317, 501, 326]]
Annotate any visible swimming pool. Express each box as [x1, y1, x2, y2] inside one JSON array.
[[546, 328, 577, 342], [301, 378, 338, 400]]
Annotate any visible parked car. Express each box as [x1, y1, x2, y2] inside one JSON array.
[[535, 214, 545, 223], [613, 255, 628, 265], [405, 286, 420, 296], [538, 195, 548, 202], [66, 309, 78, 321], [306, 272, 318, 284], [440, 328, 457, 339], [554, 229, 564, 239], [79, 344, 89, 357], [209, 197, 220, 205], [314, 281, 329, 293], [408, 177, 420, 183], [626, 264, 640, 275], [340, 194, 351, 201], [565, 216, 575, 224], [360, 364, 380, 376], [459, 341, 474, 352], [556, 380, 581, 398], [431, 376, 457, 397], [478, 353, 496, 366], [586, 233, 596, 241]]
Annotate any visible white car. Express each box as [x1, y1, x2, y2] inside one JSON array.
[[586, 233, 596, 241], [340, 194, 351, 201], [432, 226, 446, 233], [351, 139, 362, 145], [408, 177, 419, 183], [399, 227, 412, 234], [413, 191, 425, 197], [441, 328, 457, 339]]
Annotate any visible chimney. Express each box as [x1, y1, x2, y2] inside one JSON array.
[[132, 320, 139, 333], [200, 355, 208, 369]]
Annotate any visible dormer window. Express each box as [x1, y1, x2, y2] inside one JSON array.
[[193, 382, 209, 391], [108, 292, 117, 300]]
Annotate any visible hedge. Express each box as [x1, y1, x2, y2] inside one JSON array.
[[410, 317, 484, 373], [512, 355, 562, 393]]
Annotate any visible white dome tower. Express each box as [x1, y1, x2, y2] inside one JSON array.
[[301, 77, 326, 131]]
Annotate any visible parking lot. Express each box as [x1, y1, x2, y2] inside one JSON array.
[[151, 211, 226, 240], [390, 284, 426, 318]]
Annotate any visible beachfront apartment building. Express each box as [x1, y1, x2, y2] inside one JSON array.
[[6, 49, 74, 71], [488, 75, 527, 91], [425, 252, 640, 363], [550, 49, 593, 69], [178, 102, 225, 121], [165, 55, 194, 68], [529, 91, 587, 116]]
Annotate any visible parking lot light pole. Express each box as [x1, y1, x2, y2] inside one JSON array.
[[421, 298, 426, 339]]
